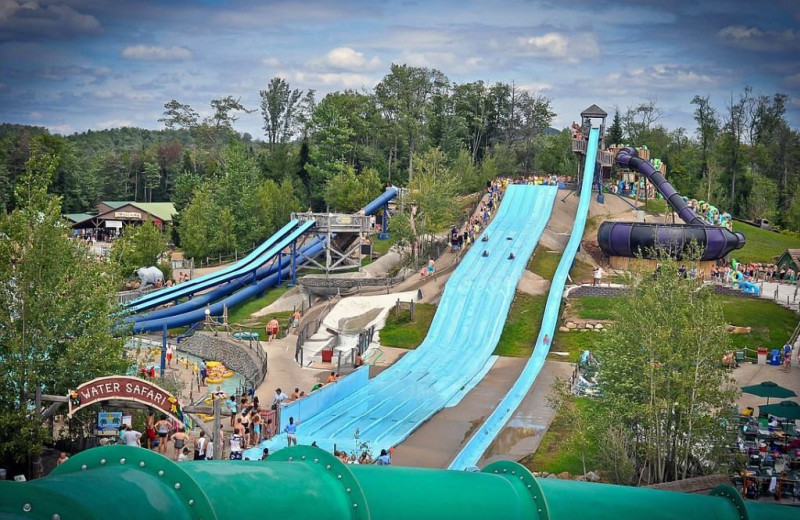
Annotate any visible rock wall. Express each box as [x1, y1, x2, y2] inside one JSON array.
[[178, 333, 264, 387]]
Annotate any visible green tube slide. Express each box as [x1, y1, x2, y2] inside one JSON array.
[[0, 446, 794, 520]]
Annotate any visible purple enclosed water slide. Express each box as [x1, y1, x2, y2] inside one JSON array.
[[597, 147, 745, 260]]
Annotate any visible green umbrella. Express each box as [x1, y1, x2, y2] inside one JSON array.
[[759, 400, 800, 421], [741, 381, 797, 405]]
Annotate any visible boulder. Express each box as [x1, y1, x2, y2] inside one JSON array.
[[557, 471, 571, 480], [585, 323, 594, 330], [558, 326, 570, 333], [546, 473, 558, 479], [565, 322, 577, 330], [585, 471, 600, 482], [573, 475, 587, 481], [594, 323, 603, 330]]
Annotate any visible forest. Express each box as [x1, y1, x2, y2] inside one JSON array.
[[0, 64, 797, 260]]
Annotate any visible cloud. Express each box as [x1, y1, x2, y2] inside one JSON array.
[[0, 1, 101, 40], [321, 47, 381, 71], [513, 32, 600, 63], [786, 73, 800, 87], [47, 124, 74, 135], [97, 119, 132, 129], [121, 44, 193, 61], [261, 56, 282, 67], [278, 69, 377, 90], [717, 25, 800, 51]]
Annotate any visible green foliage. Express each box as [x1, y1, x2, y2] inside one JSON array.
[[0, 146, 128, 464], [324, 165, 382, 213], [380, 303, 437, 349], [745, 172, 778, 222], [595, 254, 737, 483], [494, 293, 547, 357], [110, 220, 167, 280], [607, 110, 624, 146]]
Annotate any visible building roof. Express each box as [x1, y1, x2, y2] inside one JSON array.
[[64, 213, 94, 223], [101, 201, 130, 209], [581, 104, 608, 118], [780, 248, 800, 266], [131, 202, 177, 222], [99, 201, 177, 222]]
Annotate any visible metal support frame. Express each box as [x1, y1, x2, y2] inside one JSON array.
[[160, 324, 168, 378]]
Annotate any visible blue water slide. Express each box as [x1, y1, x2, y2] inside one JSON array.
[[246, 184, 558, 457], [363, 187, 397, 215], [448, 127, 600, 470], [132, 240, 325, 333], [128, 239, 321, 323], [127, 219, 304, 313]]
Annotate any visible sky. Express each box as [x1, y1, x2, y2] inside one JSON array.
[[1, 0, 799, 137]]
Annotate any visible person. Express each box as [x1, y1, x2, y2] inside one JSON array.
[[199, 360, 207, 385], [768, 415, 779, 428], [177, 447, 190, 462], [262, 448, 270, 460], [482, 250, 489, 257], [154, 415, 171, 454], [593, 266, 603, 287], [427, 259, 435, 280], [226, 394, 238, 427], [375, 448, 391, 465], [355, 353, 365, 368], [290, 387, 301, 400], [56, 452, 69, 466], [326, 371, 338, 384], [205, 433, 215, 461], [145, 411, 156, 449], [166, 344, 174, 366], [121, 425, 142, 447], [542, 334, 550, 346], [264, 418, 275, 440], [229, 430, 244, 460], [250, 410, 261, 447], [508, 253, 515, 260], [194, 431, 207, 460], [311, 383, 323, 392], [291, 310, 301, 331], [213, 385, 225, 400], [171, 427, 189, 460], [272, 388, 288, 409], [358, 451, 372, 465], [267, 318, 280, 343], [285, 416, 298, 446]]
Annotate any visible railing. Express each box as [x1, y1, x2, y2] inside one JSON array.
[[190, 243, 258, 270], [116, 285, 158, 305], [291, 212, 372, 233]]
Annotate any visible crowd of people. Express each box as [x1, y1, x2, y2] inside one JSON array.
[[710, 260, 797, 285]]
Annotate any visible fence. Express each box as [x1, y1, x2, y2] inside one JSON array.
[[191, 243, 258, 270], [394, 299, 416, 320], [115, 285, 157, 305]]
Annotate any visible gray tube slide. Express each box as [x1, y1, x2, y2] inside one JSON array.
[[598, 148, 745, 260]]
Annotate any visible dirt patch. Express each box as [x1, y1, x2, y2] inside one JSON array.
[[517, 270, 551, 296]]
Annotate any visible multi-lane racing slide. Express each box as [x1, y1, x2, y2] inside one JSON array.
[[255, 183, 558, 455], [597, 147, 745, 260], [450, 127, 600, 470], [127, 188, 398, 333]]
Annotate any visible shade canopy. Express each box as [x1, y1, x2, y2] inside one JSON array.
[[759, 400, 800, 421], [741, 381, 797, 405]]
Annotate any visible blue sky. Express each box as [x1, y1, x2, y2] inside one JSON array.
[[1, 0, 799, 137]]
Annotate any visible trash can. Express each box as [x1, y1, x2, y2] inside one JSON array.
[[769, 349, 781, 366], [757, 347, 768, 365]]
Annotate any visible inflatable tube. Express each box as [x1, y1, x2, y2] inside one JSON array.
[[206, 361, 222, 368], [205, 377, 223, 384], [222, 371, 234, 378]]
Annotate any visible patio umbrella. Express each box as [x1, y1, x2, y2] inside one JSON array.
[[759, 400, 800, 421], [741, 381, 797, 405]]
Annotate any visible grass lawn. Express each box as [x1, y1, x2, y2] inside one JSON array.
[[494, 293, 548, 357], [569, 296, 618, 320], [372, 235, 397, 256], [733, 221, 800, 263], [550, 330, 599, 363], [718, 296, 797, 354], [528, 247, 562, 279], [569, 258, 595, 283], [522, 397, 598, 475], [226, 284, 291, 332], [380, 303, 437, 349]]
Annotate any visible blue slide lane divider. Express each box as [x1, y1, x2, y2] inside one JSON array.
[[126, 219, 301, 312], [246, 184, 558, 458], [448, 127, 600, 470]]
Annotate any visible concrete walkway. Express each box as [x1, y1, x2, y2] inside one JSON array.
[[393, 359, 573, 468]]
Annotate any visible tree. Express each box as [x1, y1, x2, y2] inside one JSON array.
[[375, 64, 449, 181], [110, 220, 167, 280], [0, 143, 128, 466], [745, 172, 778, 222], [622, 100, 664, 145], [607, 110, 624, 147], [324, 165, 382, 213], [722, 87, 751, 215], [594, 253, 736, 484], [690, 95, 718, 180], [179, 186, 219, 259], [260, 77, 304, 151]]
